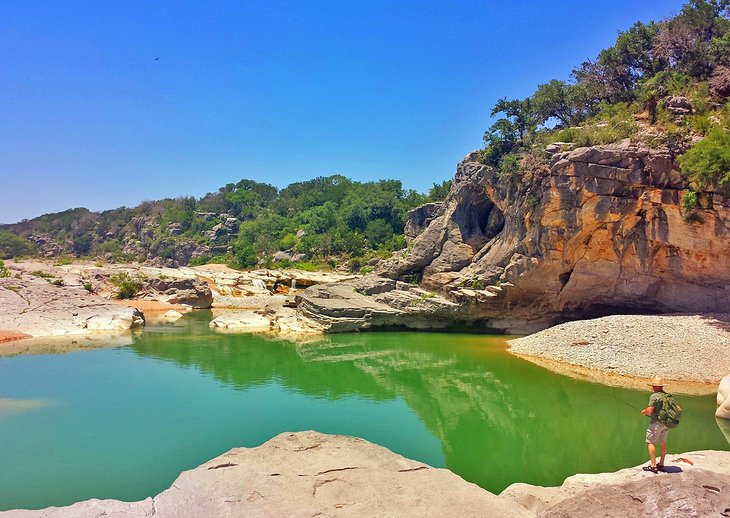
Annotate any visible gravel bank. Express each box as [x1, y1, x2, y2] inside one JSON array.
[[507, 314, 730, 394]]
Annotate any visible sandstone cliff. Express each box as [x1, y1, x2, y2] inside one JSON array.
[[380, 142, 730, 328]]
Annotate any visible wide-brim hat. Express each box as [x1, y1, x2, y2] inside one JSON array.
[[647, 376, 665, 387]]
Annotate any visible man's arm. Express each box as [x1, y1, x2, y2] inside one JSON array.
[[640, 405, 653, 416]]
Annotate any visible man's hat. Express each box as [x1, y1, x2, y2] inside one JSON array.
[[648, 376, 665, 387]]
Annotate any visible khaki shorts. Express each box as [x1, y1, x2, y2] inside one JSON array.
[[646, 421, 669, 445]]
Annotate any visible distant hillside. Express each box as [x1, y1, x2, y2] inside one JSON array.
[[0, 176, 451, 271]]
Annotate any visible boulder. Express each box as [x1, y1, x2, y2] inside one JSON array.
[[502, 450, 730, 517], [663, 95, 693, 115], [143, 278, 213, 308], [6, 435, 730, 518], [717, 374, 730, 419], [0, 277, 144, 337], [208, 311, 271, 332], [404, 202, 443, 241], [2, 431, 529, 517], [295, 277, 469, 332]]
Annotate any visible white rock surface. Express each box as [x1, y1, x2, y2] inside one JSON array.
[[208, 311, 272, 332], [162, 310, 184, 321], [5, 434, 730, 518], [0, 277, 144, 337], [1, 431, 529, 518], [717, 373, 730, 419]]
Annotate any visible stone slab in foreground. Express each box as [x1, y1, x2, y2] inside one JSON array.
[[5, 433, 730, 518], [2, 431, 528, 518]]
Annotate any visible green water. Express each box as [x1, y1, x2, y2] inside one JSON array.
[[0, 312, 727, 511]]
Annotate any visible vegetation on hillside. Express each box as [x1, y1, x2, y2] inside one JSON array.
[[480, 0, 730, 190], [0, 177, 452, 270]]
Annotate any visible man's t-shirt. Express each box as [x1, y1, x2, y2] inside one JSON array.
[[649, 392, 665, 423]]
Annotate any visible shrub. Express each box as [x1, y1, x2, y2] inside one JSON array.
[[679, 127, 730, 190], [0, 230, 34, 259], [55, 256, 74, 266], [109, 272, 142, 299], [360, 266, 375, 274], [0, 259, 9, 278], [682, 190, 699, 212], [83, 282, 93, 292], [497, 153, 521, 181]]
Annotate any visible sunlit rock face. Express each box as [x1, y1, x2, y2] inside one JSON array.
[[380, 142, 730, 327]]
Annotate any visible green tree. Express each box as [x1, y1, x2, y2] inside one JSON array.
[[482, 97, 539, 167], [0, 230, 35, 258], [679, 127, 730, 189]]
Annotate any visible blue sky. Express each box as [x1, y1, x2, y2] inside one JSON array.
[[0, 0, 686, 223]]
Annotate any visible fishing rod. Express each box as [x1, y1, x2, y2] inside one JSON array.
[[613, 395, 643, 412]]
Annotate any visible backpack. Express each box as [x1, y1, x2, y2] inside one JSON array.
[[657, 393, 682, 428]]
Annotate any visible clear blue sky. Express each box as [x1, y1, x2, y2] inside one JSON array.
[[0, 0, 686, 224]]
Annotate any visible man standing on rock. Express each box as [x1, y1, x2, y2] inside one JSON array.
[[641, 377, 668, 473]]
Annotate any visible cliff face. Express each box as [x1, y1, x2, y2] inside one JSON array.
[[380, 142, 730, 327]]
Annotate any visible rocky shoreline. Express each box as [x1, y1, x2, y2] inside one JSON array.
[[3, 431, 729, 517], [2, 260, 729, 392], [507, 313, 730, 394]]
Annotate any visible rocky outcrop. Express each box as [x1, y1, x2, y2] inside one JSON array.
[[404, 202, 443, 242], [5, 433, 730, 518], [380, 142, 730, 329], [502, 450, 730, 517], [208, 310, 272, 332], [0, 277, 144, 337], [295, 275, 473, 332], [1, 431, 529, 518], [717, 374, 730, 419], [142, 277, 213, 308]]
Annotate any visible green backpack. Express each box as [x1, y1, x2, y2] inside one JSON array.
[[657, 393, 683, 428]]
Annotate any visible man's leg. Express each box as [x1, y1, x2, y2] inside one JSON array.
[[659, 441, 667, 467], [647, 442, 656, 468]]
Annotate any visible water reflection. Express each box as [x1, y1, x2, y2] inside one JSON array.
[[0, 398, 52, 417], [128, 314, 726, 492]]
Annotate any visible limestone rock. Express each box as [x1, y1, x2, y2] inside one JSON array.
[[2, 431, 529, 518], [663, 95, 693, 115], [379, 144, 730, 328], [208, 311, 271, 332], [717, 374, 730, 419], [502, 450, 730, 518], [6, 435, 730, 518], [143, 278, 213, 308], [404, 202, 443, 241], [295, 275, 469, 332], [0, 277, 144, 337]]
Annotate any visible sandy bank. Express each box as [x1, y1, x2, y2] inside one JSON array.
[[0, 330, 31, 344], [112, 300, 189, 313], [508, 314, 730, 394]]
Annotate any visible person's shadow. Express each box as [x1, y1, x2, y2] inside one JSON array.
[[661, 465, 683, 474]]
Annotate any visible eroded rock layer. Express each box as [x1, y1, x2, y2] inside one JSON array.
[[380, 142, 730, 328]]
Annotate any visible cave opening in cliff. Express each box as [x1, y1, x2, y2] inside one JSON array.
[[455, 198, 504, 249], [559, 269, 573, 289]]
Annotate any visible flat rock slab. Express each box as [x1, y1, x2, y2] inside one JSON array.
[[208, 310, 272, 332], [502, 450, 730, 517], [0, 278, 144, 337], [1, 431, 529, 518]]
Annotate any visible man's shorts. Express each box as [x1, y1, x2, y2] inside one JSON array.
[[646, 421, 669, 444]]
